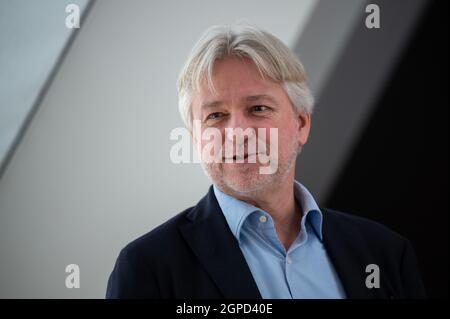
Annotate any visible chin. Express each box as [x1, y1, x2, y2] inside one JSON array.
[[222, 172, 270, 194], [204, 163, 276, 194]]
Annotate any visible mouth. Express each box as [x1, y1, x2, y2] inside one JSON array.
[[224, 153, 260, 162]]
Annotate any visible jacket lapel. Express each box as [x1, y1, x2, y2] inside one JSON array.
[[179, 186, 262, 299]]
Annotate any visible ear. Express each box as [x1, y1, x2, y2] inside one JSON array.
[[297, 111, 311, 146]]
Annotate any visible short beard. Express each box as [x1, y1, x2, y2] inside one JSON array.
[[201, 139, 302, 199]]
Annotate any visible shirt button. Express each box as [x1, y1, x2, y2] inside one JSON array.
[[259, 215, 267, 223], [287, 256, 292, 264]]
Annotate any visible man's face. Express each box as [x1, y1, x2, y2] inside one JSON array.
[[191, 57, 310, 195]]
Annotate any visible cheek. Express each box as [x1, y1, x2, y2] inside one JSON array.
[[256, 123, 294, 154], [278, 124, 299, 149]]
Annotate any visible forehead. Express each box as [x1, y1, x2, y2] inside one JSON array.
[[195, 57, 281, 102]]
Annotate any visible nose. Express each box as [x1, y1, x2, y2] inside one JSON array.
[[224, 113, 256, 143]]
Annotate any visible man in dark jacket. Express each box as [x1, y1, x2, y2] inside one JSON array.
[[106, 24, 425, 299]]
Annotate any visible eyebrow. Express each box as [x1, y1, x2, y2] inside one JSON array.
[[245, 94, 278, 105], [201, 100, 223, 109], [200, 94, 278, 109]]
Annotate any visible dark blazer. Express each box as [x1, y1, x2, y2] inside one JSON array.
[[106, 186, 426, 299]]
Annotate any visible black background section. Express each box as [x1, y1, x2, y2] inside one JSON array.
[[0, 299, 440, 317], [325, 0, 448, 298]]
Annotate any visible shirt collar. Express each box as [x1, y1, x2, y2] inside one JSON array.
[[213, 180, 323, 242]]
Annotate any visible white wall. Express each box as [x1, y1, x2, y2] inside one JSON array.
[[0, 0, 88, 171], [0, 0, 318, 298]]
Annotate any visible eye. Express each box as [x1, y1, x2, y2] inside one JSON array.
[[251, 105, 270, 113], [205, 112, 225, 121]]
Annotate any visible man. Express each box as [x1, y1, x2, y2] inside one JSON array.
[[106, 25, 425, 299]]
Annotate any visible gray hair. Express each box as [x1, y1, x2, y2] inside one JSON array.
[[177, 24, 314, 128]]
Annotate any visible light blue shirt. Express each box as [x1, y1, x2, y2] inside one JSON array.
[[213, 180, 347, 299]]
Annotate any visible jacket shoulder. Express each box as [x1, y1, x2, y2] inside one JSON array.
[[120, 206, 195, 258], [322, 208, 407, 248], [106, 206, 196, 298]]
